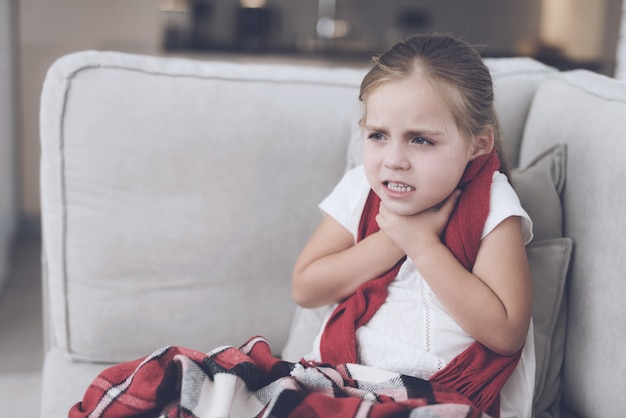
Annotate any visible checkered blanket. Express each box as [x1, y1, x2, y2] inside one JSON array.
[[69, 336, 490, 418]]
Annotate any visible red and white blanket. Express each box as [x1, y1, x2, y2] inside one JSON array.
[[70, 336, 490, 418]]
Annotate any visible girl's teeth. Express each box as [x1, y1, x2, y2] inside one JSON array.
[[387, 182, 414, 192]]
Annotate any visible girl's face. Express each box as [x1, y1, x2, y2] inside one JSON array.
[[363, 73, 476, 216]]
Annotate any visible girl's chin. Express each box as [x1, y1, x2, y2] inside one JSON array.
[[380, 200, 424, 216]]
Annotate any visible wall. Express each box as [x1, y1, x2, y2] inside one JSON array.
[[170, 0, 543, 56], [601, 0, 625, 76], [16, 0, 623, 219], [333, 0, 542, 55], [616, 1, 626, 79], [0, 0, 17, 293], [540, 0, 622, 74]]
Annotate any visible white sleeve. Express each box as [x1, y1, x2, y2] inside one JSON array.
[[319, 165, 371, 241], [482, 172, 534, 244]]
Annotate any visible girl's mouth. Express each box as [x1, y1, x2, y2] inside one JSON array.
[[384, 181, 416, 193]]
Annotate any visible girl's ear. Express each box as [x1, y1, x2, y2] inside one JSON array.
[[471, 126, 495, 159]]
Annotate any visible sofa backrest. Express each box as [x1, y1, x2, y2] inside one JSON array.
[[486, 57, 557, 169], [519, 70, 626, 417]]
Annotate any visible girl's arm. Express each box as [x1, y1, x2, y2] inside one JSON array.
[[292, 214, 405, 308], [416, 216, 531, 356], [377, 195, 532, 356]]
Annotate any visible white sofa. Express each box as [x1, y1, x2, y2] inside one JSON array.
[[39, 50, 626, 417]]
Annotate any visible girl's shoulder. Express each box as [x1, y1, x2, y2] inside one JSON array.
[[484, 171, 534, 243], [343, 164, 368, 186], [319, 165, 371, 239], [328, 165, 370, 199]]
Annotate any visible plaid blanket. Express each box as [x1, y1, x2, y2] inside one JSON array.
[[69, 336, 490, 418]]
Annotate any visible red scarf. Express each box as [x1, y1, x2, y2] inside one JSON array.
[[319, 149, 521, 417]]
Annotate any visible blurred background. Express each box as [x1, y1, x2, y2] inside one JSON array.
[[3, 0, 626, 238], [0, 0, 625, 415]]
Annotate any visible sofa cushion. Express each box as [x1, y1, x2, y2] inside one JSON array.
[[40, 51, 367, 362]]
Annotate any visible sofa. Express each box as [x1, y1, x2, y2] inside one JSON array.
[[39, 50, 626, 417]]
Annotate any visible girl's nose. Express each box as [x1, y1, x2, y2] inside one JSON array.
[[383, 141, 410, 170]]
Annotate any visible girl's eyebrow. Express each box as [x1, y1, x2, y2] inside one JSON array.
[[407, 129, 446, 138], [365, 124, 445, 138]]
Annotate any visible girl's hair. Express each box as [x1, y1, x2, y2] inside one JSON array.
[[360, 33, 508, 174]]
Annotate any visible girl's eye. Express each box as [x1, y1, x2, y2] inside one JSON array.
[[411, 136, 432, 145], [367, 132, 386, 141]]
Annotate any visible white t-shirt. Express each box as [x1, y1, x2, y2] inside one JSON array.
[[306, 165, 536, 418]]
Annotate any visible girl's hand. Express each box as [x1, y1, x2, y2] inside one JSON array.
[[292, 214, 406, 308], [376, 190, 461, 256]]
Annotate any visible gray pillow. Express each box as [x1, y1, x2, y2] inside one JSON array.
[[511, 143, 571, 418], [511, 144, 567, 242], [526, 238, 573, 418]]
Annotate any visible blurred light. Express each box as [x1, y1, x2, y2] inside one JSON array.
[[540, 0, 604, 61], [316, 18, 349, 39], [240, 0, 267, 8], [159, 0, 189, 13]]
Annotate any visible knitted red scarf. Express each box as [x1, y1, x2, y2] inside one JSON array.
[[319, 149, 521, 417]]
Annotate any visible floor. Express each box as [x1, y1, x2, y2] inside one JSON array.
[[0, 234, 43, 417]]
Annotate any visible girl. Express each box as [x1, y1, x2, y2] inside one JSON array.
[[292, 34, 535, 418]]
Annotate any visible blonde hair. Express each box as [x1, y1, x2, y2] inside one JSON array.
[[360, 33, 507, 171]]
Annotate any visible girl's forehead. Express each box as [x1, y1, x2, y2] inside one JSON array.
[[367, 74, 464, 123], [366, 76, 450, 114], [367, 73, 452, 104]]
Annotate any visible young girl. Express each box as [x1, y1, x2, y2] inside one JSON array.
[[292, 34, 535, 418]]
